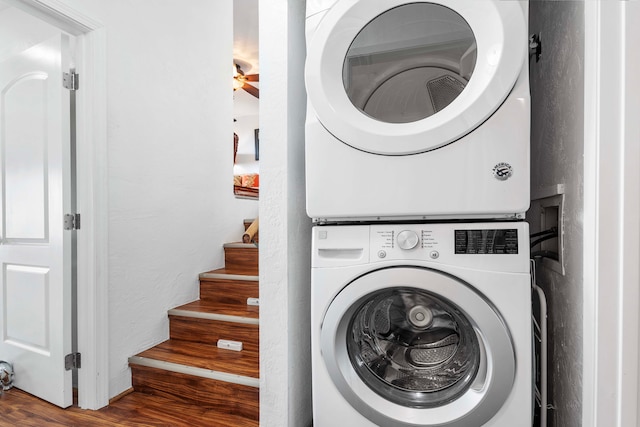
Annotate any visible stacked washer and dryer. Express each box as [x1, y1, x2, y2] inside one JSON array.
[[305, 1, 532, 426]]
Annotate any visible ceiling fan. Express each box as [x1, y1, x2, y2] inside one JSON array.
[[233, 63, 259, 99]]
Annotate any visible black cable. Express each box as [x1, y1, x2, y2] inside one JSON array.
[[530, 232, 558, 249], [531, 250, 559, 261], [530, 227, 558, 239]]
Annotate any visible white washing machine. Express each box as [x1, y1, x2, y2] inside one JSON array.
[[311, 222, 532, 426], [305, 0, 530, 221]]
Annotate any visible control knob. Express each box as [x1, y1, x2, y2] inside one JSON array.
[[397, 230, 419, 250]]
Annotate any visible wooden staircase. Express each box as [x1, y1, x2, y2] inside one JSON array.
[[128, 220, 259, 426]]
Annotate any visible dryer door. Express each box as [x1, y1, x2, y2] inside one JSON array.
[[305, 0, 527, 155], [321, 267, 515, 427]]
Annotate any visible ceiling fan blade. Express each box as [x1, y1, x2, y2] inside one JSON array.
[[245, 73, 259, 82], [243, 83, 259, 99]]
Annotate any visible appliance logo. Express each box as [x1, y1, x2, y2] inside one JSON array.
[[492, 162, 513, 181]]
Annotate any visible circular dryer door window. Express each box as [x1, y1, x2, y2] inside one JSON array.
[[305, 0, 527, 155], [321, 267, 516, 427], [343, 3, 477, 124]]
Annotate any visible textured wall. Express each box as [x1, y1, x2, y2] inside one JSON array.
[[55, 0, 258, 398], [259, 0, 312, 426], [528, 2, 584, 426]]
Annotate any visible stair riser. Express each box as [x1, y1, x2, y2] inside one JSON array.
[[131, 365, 259, 421], [169, 316, 259, 352], [200, 279, 258, 306], [224, 247, 259, 275]]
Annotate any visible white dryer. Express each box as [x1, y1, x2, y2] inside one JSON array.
[[305, 0, 530, 221], [311, 222, 532, 426]]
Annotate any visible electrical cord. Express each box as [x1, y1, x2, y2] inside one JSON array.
[[530, 232, 558, 249], [531, 250, 559, 261], [530, 227, 558, 239]]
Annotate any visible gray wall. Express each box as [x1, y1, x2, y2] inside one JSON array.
[[528, 2, 584, 426]]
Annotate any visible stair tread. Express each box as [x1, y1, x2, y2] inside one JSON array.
[[133, 339, 259, 379], [201, 267, 259, 278], [171, 300, 259, 320], [223, 242, 258, 248]]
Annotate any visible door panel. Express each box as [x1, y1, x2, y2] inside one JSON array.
[[0, 34, 72, 408], [5, 265, 49, 351], [4, 74, 48, 240]]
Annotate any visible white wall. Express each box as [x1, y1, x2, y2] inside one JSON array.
[[55, 0, 257, 398], [259, 0, 312, 426], [527, 2, 584, 426]]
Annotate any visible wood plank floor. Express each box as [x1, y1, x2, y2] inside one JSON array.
[[0, 388, 258, 427]]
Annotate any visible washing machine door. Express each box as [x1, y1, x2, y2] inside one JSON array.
[[321, 267, 515, 427], [305, 0, 527, 155]]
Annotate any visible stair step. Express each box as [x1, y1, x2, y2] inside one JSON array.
[[171, 301, 259, 322], [129, 339, 260, 420], [169, 302, 259, 350], [131, 339, 259, 380], [129, 363, 259, 421], [224, 243, 258, 275], [199, 269, 259, 306], [200, 269, 259, 282]]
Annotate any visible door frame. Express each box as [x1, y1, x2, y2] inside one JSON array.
[[5, 0, 109, 409], [583, 1, 640, 426]]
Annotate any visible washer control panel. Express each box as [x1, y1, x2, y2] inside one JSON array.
[[312, 223, 529, 271], [370, 223, 521, 262]]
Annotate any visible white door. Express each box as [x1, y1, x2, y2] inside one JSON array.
[[0, 34, 73, 408]]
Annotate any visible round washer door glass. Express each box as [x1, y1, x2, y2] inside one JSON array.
[[320, 267, 516, 427], [305, 0, 527, 155], [343, 3, 477, 124], [348, 288, 480, 407]]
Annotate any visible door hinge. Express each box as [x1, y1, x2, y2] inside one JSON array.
[[64, 213, 81, 230], [63, 72, 79, 90], [64, 353, 81, 370]]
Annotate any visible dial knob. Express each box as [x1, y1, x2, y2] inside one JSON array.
[[397, 230, 419, 250]]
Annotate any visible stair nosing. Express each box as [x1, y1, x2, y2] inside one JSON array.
[[128, 355, 260, 388], [168, 308, 259, 325], [223, 243, 258, 249], [199, 272, 259, 281]]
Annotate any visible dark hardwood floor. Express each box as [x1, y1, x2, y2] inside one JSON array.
[[0, 388, 259, 426]]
